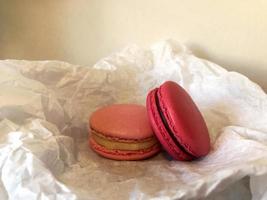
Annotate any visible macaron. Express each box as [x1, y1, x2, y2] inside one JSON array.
[[146, 81, 210, 161], [89, 104, 161, 160]]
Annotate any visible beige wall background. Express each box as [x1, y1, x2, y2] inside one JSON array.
[[0, 0, 267, 91]]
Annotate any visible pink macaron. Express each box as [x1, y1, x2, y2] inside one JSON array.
[[146, 81, 210, 161], [89, 104, 161, 160]]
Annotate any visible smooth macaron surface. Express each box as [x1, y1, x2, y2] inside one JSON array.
[[147, 81, 210, 160], [89, 104, 160, 160]]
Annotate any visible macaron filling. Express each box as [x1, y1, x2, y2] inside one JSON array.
[[155, 88, 196, 159], [91, 129, 159, 151]]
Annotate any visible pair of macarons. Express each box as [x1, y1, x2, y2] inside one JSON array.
[[89, 81, 210, 161]]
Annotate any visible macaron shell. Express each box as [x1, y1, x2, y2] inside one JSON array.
[[89, 137, 160, 161], [90, 104, 153, 140], [157, 81, 210, 157], [147, 88, 194, 160]]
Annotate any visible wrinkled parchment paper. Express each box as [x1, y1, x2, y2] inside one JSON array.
[[1, 40, 267, 200]]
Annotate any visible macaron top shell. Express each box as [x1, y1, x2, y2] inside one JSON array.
[[90, 104, 154, 140], [157, 81, 210, 157]]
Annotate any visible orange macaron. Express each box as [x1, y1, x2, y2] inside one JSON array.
[[89, 104, 161, 160]]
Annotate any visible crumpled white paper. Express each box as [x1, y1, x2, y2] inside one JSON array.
[[0, 40, 267, 200]]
